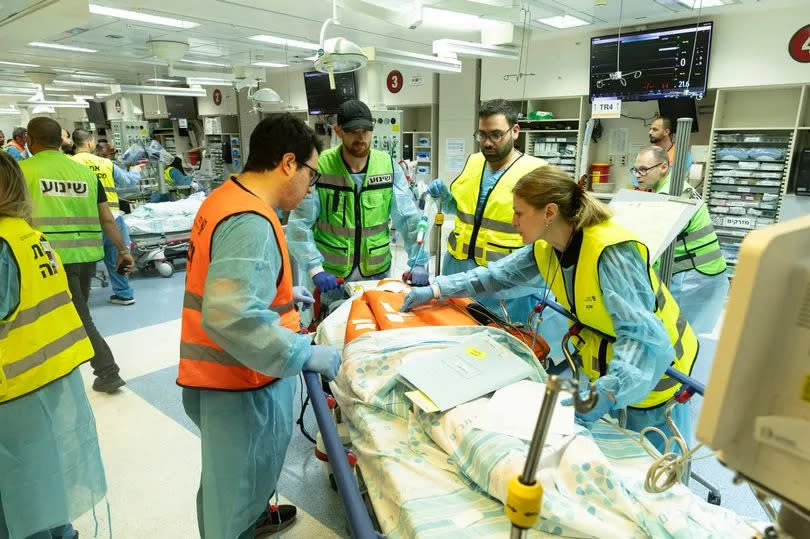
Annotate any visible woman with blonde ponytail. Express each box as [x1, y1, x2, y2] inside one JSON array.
[[402, 164, 699, 452]]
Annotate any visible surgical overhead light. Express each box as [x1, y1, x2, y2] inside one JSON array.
[[250, 87, 282, 104], [314, 0, 367, 89]]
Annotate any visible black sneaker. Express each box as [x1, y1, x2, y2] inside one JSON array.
[[92, 374, 126, 393], [109, 295, 135, 305], [255, 504, 297, 536]]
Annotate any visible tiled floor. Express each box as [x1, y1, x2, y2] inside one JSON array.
[[72, 251, 768, 537]]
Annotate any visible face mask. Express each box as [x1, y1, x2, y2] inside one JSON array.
[[630, 175, 640, 188]]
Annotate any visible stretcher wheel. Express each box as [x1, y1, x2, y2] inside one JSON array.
[[707, 492, 721, 505], [156, 261, 174, 278]]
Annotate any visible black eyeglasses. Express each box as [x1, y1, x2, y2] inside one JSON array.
[[630, 162, 666, 177], [300, 162, 321, 186]]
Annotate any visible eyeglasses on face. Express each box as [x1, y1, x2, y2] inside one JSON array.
[[474, 130, 511, 143], [630, 162, 666, 177], [300, 162, 321, 185]]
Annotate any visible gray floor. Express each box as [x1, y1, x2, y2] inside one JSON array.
[[88, 261, 770, 534]]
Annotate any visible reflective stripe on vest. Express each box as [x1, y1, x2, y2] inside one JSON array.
[[656, 176, 727, 276], [448, 152, 546, 267], [0, 217, 92, 403], [71, 151, 118, 209], [20, 150, 103, 264], [164, 167, 175, 186], [314, 146, 394, 278], [533, 220, 699, 409], [178, 178, 301, 391]]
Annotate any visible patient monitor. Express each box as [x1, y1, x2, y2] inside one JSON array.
[[697, 215, 810, 535]]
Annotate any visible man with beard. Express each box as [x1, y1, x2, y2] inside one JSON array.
[[647, 116, 692, 171], [60, 128, 75, 155], [427, 99, 560, 339], [287, 99, 428, 298]]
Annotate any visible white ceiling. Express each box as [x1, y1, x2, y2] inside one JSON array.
[[0, 0, 805, 93]]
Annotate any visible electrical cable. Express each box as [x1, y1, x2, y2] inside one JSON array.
[[297, 373, 317, 444], [602, 417, 708, 494]]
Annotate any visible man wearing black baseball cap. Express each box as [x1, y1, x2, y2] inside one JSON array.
[[287, 99, 429, 299]]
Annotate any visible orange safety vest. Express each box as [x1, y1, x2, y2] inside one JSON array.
[[177, 178, 300, 390]]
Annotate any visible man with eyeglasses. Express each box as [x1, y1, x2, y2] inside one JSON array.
[[632, 145, 728, 336], [287, 99, 428, 299]]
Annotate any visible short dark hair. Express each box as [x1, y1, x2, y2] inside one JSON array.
[[479, 99, 518, 127], [12, 127, 26, 140], [243, 114, 322, 174], [656, 116, 673, 134], [27, 118, 61, 149], [72, 129, 93, 147]]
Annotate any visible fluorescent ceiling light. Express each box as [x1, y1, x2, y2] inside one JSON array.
[[147, 78, 182, 83], [96, 93, 111, 98], [0, 60, 40, 68], [178, 58, 229, 67], [88, 4, 199, 29], [677, 0, 725, 6], [44, 87, 73, 92], [29, 42, 98, 53], [0, 107, 22, 115], [73, 95, 94, 100], [20, 100, 90, 108], [249, 35, 320, 51], [52, 80, 110, 88], [69, 74, 114, 81], [433, 39, 519, 60], [421, 8, 496, 31], [251, 61, 288, 68], [32, 105, 55, 114], [185, 77, 232, 86], [116, 84, 206, 97], [536, 15, 589, 28], [367, 47, 461, 73]]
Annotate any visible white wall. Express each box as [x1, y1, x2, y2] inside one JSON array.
[[438, 58, 478, 182], [104, 95, 143, 121], [481, 4, 809, 101], [376, 65, 435, 107]]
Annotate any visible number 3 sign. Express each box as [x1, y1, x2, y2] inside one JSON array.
[[788, 24, 810, 63], [386, 70, 403, 94]]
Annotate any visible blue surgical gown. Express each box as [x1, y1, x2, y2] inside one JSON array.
[[434, 242, 690, 452], [0, 241, 107, 539], [181, 213, 313, 539], [434, 165, 570, 358], [286, 158, 428, 284]]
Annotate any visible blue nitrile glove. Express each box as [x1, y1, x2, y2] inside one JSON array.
[[304, 345, 342, 381], [409, 265, 429, 286], [427, 179, 448, 199], [312, 271, 340, 293], [572, 386, 615, 425], [401, 286, 436, 312], [292, 285, 315, 311]]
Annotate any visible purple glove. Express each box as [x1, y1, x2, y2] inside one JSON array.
[[409, 265, 429, 286], [312, 271, 340, 293]]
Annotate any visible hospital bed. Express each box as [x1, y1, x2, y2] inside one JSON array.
[[305, 281, 763, 538], [120, 193, 205, 277]]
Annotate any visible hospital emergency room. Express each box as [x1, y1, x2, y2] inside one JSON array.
[[1, 0, 809, 537]]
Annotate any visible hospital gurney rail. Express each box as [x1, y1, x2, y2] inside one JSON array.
[[302, 371, 383, 539]]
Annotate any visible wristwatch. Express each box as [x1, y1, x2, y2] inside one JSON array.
[[118, 247, 131, 255]]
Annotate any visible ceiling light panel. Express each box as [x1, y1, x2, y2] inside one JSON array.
[[178, 59, 230, 67], [536, 15, 590, 29], [251, 62, 288, 68], [147, 78, 183, 83], [677, 0, 726, 7], [249, 35, 320, 51], [28, 42, 98, 53], [88, 4, 199, 29], [52, 80, 110, 88], [0, 60, 40, 68]]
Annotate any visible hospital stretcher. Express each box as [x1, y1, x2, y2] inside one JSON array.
[[302, 285, 745, 538]]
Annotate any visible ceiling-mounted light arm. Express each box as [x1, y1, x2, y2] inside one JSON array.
[[314, 0, 368, 89], [318, 16, 337, 89]]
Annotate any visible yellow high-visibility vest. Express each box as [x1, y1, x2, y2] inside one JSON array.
[[448, 152, 545, 266], [0, 217, 92, 403], [72, 151, 118, 212], [533, 220, 698, 408]]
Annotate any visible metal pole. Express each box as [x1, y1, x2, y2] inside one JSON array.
[[157, 160, 167, 195], [657, 117, 693, 287]]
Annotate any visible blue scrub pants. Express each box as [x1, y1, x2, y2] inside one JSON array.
[[101, 215, 134, 300]]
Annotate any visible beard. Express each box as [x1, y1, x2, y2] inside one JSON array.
[[346, 140, 369, 158], [61, 141, 75, 154], [482, 139, 512, 163]]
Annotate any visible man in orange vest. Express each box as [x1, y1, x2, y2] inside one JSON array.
[[178, 115, 341, 538]]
